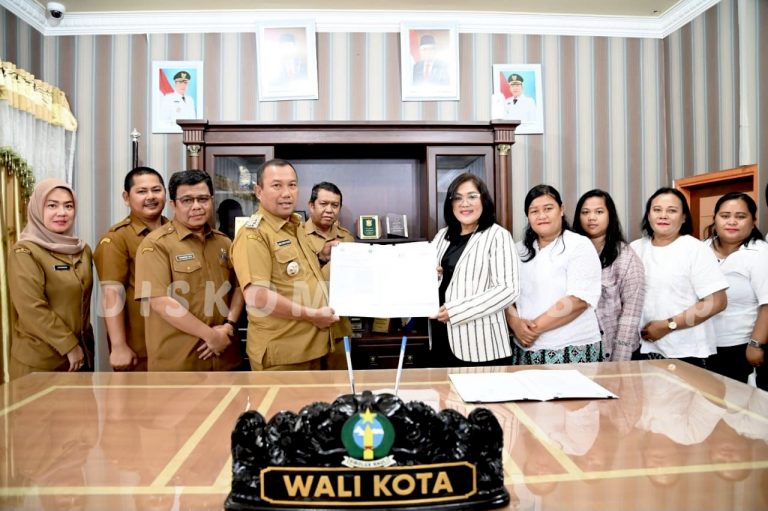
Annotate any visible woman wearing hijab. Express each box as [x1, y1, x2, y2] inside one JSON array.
[[8, 178, 93, 379]]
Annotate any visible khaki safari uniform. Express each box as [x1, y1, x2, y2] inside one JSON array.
[[94, 214, 168, 371], [231, 208, 333, 370], [304, 219, 355, 369], [8, 241, 94, 379], [134, 220, 241, 371]]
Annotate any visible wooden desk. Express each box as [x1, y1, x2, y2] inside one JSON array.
[[0, 361, 766, 510]]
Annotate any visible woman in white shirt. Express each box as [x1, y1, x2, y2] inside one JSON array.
[[704, 192, 767, 387], [505, 185, 603, 364], [431, 173, 521, 366], [630, 187, 728, 368]]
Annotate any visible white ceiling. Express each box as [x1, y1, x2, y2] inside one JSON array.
[[39, 0, 682, 16], [2, 0, 721, 38]]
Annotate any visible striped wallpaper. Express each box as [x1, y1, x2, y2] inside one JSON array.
[[1, 10, 664, 244], [664, 0, 767, 229], [2, 1, 765, 242]]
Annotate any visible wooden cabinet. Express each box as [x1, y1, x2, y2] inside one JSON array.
[[178, 120, 518, 369], [346, 316, 430, 369], [179, 121, 519, 237], [351, 334, 430, 369]]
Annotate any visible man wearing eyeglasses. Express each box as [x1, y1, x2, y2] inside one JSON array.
[[135, 169, 243, 371]]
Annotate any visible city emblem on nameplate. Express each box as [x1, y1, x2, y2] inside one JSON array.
[[341, 408, 396, 468]]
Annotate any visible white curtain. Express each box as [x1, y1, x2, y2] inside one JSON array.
[[0, 61, 77, 184]]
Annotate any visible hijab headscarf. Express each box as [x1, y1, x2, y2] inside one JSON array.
[[19, 178, 86, 255]]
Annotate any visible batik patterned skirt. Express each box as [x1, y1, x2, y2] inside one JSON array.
[[511, 340, 603, 365]]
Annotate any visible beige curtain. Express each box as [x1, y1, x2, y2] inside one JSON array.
[[0, 61, 77, 383]]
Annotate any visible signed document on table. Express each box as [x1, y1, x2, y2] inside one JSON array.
[[449, 370, 618, 402], [329, 241, 438, 318]]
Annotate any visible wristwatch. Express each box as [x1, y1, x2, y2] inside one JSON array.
[[667, 318, 678, 331], [748, 338, 765, 349], [224, 319, 238, 329]]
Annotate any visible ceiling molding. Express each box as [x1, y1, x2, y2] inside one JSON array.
[[1, 0, 47, 33], [0, 0, 721, 39], [658, 0, 721, 37]]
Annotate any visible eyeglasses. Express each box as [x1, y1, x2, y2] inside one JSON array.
[[451, 192, 482, 204], [176, 195, 212, 207]]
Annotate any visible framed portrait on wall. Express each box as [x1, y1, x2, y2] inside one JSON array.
[[400, 23, 459, 101], [491, 63, 544, 134], [257, 22, 319, 101], [151, 60, 203, 134]]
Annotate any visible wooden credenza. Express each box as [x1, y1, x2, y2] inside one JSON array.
[[178, 120, 518, 237]]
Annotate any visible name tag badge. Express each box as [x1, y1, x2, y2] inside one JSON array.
[[54, 264, 71, 271], [175, 253, 195, 262], [277, 239, 292, 247]]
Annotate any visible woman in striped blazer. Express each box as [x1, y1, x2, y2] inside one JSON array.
[[431, 173, 521, 366]]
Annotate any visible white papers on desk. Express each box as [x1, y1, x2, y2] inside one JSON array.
[[329, 241, 438, 318], [448, 370, 618, 402]]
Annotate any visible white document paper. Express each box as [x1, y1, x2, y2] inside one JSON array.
[[448, 370, 618, 402], [329, 241, 439, 318]]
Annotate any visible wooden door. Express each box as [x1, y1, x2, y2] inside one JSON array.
[[675, 165, 758, 239]]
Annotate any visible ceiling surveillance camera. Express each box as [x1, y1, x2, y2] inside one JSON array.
[[46, 2, 66, 23]]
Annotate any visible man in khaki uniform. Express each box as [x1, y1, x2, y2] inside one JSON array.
[[135, 170, 243, 371], [304, 181, 355, 369], [231, 159, 339, 371], [94, 167, 168, 371]]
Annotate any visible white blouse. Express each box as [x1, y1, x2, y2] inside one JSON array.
[[630, 235, 728, 358], [515, 230, 602, 351], [706, 238, 768, 347]]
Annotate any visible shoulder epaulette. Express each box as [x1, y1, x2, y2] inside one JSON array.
[[109, 217, 132, 232], [14, 246, 31, 255], [245, 214, 263, 229], [149, 223, 176, 240]]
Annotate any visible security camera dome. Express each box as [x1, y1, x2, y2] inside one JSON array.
[[46, 2, 66, 23]]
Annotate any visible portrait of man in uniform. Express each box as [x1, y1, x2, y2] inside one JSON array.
[[151, 60, 204, 134], [491, 63, 544, 134]]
